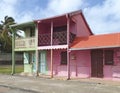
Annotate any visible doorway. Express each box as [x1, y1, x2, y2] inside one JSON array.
[[91, 50, 103, 78], [39, 51, 47, 74]]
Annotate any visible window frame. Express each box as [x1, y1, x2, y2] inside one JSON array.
[[104, 50, 114, 65], [30, 27, 35, 37], [60, 51, 67, 65], [53, 25, 67, 32]]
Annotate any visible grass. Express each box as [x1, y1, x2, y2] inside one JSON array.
[[0, 65, 24, 74]]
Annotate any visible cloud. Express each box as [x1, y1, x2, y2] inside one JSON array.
[[0, 0, 34, 23], [0, 0, 17, 19], [1, 0, 120, 35], [39, 0, 83, 18], [16, 11, 34, 23], [38, 0, 120, 34], [84, 0, 120, 34]]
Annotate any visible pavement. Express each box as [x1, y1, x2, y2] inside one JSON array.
[[0, 74, 120, 93]]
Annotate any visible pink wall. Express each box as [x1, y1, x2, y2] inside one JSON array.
[[45, 48, 120, 80], [70, 49, 120, 79], [70, 21, 77, 35], [72, 49, 120, 80], [46, 49, 68, 77], [38, 23, 51, 34], [70, 50, 91, 78], [46, 49, 91, 78], [104, 49, 120, 80], [72, 14, 92, 37]]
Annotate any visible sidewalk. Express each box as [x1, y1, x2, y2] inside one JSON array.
[[0, 74, 120, 93]]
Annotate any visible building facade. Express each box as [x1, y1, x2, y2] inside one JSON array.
[[11, 10, 120, 81]]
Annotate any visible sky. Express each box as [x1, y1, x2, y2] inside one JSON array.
[[0, 0, 120, 34]]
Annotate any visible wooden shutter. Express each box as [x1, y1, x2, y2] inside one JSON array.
[[61, 51, 67, 65], [105, 50, 114, 65]]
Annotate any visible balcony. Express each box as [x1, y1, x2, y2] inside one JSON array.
[[38, 31, 76, 46], [15, 37, 35, 49]]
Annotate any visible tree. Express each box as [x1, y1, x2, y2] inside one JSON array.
[[0, 16, 16, 52]]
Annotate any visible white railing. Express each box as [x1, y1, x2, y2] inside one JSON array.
[[15, 37, 35, 49]]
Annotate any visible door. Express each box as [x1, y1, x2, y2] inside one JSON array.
[[24, 52, 32, 73], [39, 51, 46, 74], [32, 52, 36, 72], [91, 50, 103, 78], [24, 52, 29, 64]]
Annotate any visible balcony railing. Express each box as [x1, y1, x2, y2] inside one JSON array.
[[38, 33, 51, 46], [15, 37, 35, 49], [38, 31, 76, 46]]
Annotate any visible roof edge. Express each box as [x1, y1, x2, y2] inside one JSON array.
[[70, 45, 120, 51], [34, 10, 82, 23], [80, 12, 93, 35], [10, 21, 34, 28]]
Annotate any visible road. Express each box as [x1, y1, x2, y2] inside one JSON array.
[[0, 74, 120, 93]]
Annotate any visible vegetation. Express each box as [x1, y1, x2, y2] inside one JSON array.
[[0, 16, 16, 52], [0, 65, 23, 74]]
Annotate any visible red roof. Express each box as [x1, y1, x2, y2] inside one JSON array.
[[70, 33, 120, 50]]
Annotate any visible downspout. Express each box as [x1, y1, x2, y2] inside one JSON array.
[[66, 14, 70, 80], [10, 26, 15, 75], [50, 21, 53, 78]]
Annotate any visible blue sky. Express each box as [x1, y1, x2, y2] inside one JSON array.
[[0, 0, 120, 34]]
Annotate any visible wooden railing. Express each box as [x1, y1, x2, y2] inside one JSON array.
[[15, 37, 35, 49], [38, 33, 51, 46], [38, 31, 76, 46], [53, 31, 67, 45]]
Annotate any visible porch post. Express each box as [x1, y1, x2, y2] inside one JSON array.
[[50, 49, 53, 78], [11, 27, 15, 75], [50, 21, 53, 78], [36, 50, 39, 76], [75, 56, 78, 77], [35, 23, 39, 76], [67, 14, 70, 80]]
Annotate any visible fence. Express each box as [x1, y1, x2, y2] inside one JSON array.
[[0, 53, 23, 65]]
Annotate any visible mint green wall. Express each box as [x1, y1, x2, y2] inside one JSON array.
[[32, 52, 36, 72], [23, 52, 36, 73], [24, 64, 32, 73]]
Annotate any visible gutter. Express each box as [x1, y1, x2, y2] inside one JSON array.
[[70, 45, 120, 51]]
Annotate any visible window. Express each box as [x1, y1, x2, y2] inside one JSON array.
[[61, 51, 67, 65], [30, 27, 35, 37], [29, 53, 32, 64], [105, 50, 114, 65], [53, 25, 67, 32]]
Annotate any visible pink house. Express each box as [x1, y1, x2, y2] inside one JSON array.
[[11, 10, 120, 81], [34, 10, 92, 79], [70, 33, 120, 80]]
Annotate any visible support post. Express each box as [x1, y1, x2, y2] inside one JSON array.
[[36, 50, 39, 76], [50, 49, 53, 78], [75, 56, 78, 77], [66, 14, 70, 80], [67, 49, 70, 80], [50, 21, 53, 78], [11, 27, 15, 75], [35, 23, 39, 76]]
